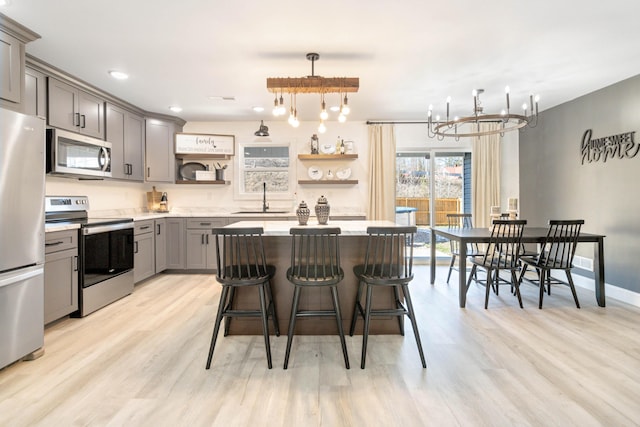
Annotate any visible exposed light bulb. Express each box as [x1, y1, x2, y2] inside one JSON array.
[[318, 121, 327, 133], [320, 100, 328, 120], [338, 113, 346, 123], [342, 95, 350, 115]]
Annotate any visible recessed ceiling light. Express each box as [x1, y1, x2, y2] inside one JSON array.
[[0, 0, 12, 6], [252, 106, 264, 112], [108, 70, 129, 80], [329, 105, 340, 112], [169, 106, 182, 113], [209, 96, 236, 101]]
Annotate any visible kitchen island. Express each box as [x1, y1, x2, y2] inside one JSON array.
[[220, 220, 402, 335]]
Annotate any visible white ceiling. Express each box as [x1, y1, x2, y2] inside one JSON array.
[[3, 0, 640, 124]]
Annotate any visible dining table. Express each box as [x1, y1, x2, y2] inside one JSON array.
[[430, 226, 606, 308]]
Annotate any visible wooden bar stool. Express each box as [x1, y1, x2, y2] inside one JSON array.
[[349, 226, 426, 369], [206, 227, 280, 370], [283, 227, 350, 369]]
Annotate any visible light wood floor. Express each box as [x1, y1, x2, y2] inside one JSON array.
[[1, 267, 639, 426]]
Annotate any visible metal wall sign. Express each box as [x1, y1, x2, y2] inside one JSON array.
[[175, 133, 235, 156], [581, 129, 639, 164]]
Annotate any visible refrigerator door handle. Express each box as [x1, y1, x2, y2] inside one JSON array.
[[0, 267, 44, 290]]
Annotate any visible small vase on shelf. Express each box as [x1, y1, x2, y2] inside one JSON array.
[[315, 195, 330, 225]]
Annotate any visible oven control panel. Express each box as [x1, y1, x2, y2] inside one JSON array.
[[45, 196, 90, 212]]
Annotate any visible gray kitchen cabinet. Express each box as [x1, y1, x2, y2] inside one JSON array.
[[145, 118, 175, 182], [106, 103, 144, 181], [24, 66, 46, 118], [133, 220, 155, 283], [166, 218, 185, 270], [44, 230, 78, 325], [185, 218, 227, 270], [48, 77, 105, 139], [0, 14, 39, 110], [155, 218, 167, 273]]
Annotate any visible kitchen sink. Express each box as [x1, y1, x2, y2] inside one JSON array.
[[232, 210, 290, 214]]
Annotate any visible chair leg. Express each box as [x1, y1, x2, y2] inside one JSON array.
[[283, 286, 302, 369], [330, 286, 350, 369], [539, 270, 546, 309], [484, 269, 493, 309], [265, 279, 280, 336], [223, 286, 236, 337], [466, 265, 477, 292], [565, 270, 581, 309], [349, 280, 364, 336], [361, 284, 374, 369], [393, 285, 404, 336], [511, 270, 523, 308], [402, 284, 427, 368], [257, 284, 272, 369], [206, 285, 230, 369], [446, 254, 456, 284]]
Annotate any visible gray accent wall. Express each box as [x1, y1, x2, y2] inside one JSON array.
[[519, 74, 640, 293]]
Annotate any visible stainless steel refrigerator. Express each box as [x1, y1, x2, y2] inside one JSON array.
[[0, 107, 46, 369]]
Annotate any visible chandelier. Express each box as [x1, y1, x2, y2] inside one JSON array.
[[427, 87, 539, 140], [267, 52, 359, 133]]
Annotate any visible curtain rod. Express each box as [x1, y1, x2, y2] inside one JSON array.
[[366, 121, 428, 125]]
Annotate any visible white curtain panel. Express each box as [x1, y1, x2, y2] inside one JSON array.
[[472, 123, 501, 228], [367, 124, 396, 221]]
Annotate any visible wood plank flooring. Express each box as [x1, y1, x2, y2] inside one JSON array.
[[1, 267, 639, 426]]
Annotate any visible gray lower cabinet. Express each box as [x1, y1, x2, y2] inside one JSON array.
[[48, 77, 105, 139], [186, 218, 227, 270], [166, 218, 185, 269], [44, 230, 78, 325], [155, 218, 167, 273], [133, 220, 155, 283]]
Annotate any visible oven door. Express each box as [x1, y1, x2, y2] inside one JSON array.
[[82, 223, 134, 288]]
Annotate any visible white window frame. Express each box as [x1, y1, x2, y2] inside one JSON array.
[[233, 141, 296, 201]]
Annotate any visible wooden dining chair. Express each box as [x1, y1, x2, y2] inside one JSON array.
[[466, 219, 527, 309], [446, 213, 481, 284], [206, 227, 280, 370], [518, 220, 584, 309]]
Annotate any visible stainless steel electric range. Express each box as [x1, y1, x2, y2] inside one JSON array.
[[45, 196, 134, 317]]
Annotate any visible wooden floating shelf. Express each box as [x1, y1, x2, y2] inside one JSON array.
[[175, 180, 230, 185], [297, 180, 358, 185], [176, 154, 230, 160], [298, 154, 358, 160]]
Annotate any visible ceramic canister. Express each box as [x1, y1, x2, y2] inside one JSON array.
[[315, 195, 330, 225]]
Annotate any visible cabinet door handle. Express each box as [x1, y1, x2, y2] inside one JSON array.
[[124, 164, 129, 175], [206, 234, 209, 244], [147, 167, 150, 178], [128, 164, 133, 175], [200, 222, 211, 226], [201, 234, 205, 245], [134, 241, 139, 253], [45, 241, 64, 247], [74, 112, 81, 126], [73, 255, 78, 272], [80, 114, 86, 128], [140, 225, 151, 230], [157, 224, 161, 235]]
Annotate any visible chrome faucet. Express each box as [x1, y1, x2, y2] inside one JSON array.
[[262, 182, 269, 212]]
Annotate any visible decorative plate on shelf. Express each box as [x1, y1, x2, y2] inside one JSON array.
[[319, 143, 336, 154], [307, 166, 323, 180], [179, 162, 207, 180], [336, 167, 352, 180]]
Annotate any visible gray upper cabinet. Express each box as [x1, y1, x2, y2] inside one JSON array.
[[145, 118, 175, 182], [0, 30, 22, 104], [24, 67, 46, 118], [48, 77, 105, 139], [106, 103, 144, 181], [0, 14, 40, 111]]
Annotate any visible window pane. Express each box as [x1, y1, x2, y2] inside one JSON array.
[[243, 146, 289, 169], [244, 171, 289, 192]]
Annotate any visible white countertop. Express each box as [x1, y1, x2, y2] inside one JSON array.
[[224, 220, 397, 236], [45, 223, 81, 233]]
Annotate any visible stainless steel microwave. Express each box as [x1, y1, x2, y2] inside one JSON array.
[[46, 128, 112, 178]]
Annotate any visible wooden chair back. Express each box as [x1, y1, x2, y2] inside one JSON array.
[[288, 227, 342, 286]]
